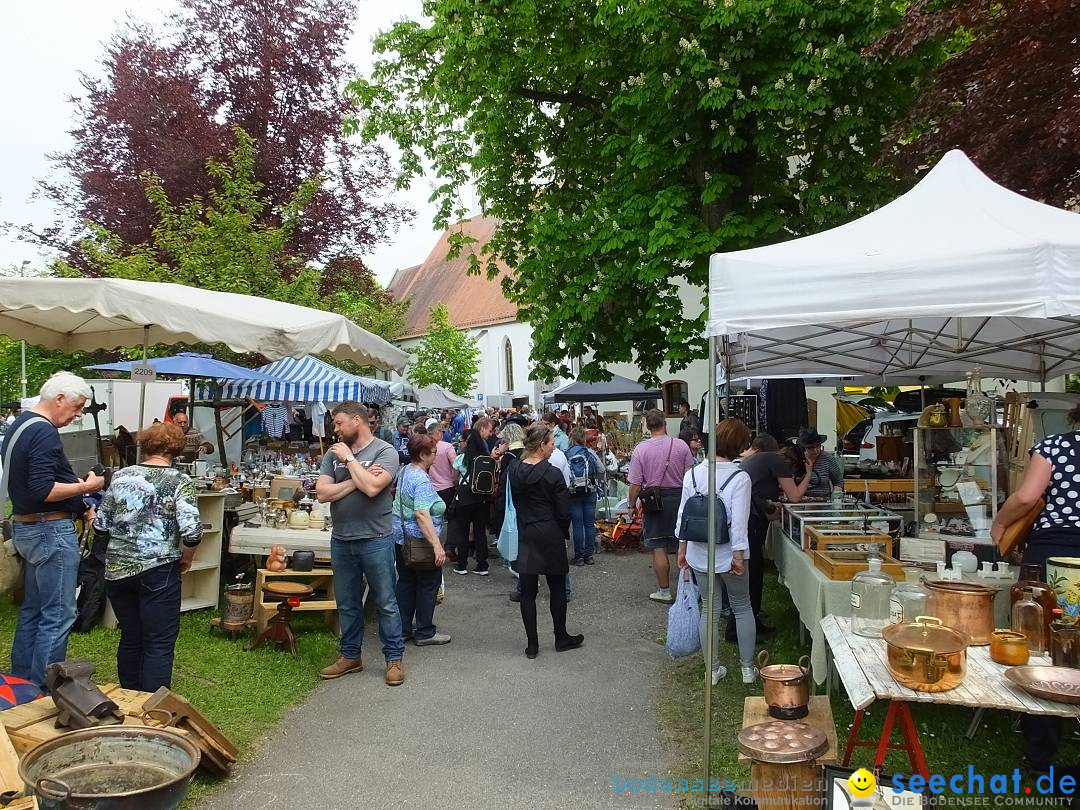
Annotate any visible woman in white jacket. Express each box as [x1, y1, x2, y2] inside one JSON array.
[[676, 418, 757, 685]]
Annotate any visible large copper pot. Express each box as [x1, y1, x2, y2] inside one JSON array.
[[882, 616, 969, 692], [924, 579, 997, 645], [756, 651, 811, 720]]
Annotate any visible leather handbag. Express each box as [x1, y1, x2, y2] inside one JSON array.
[[996, 497, 1045, 556], [641, 438, 676, 514], [396, 470, 437, 570]]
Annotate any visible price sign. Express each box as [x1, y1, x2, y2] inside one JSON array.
[[130, 363, 157, 383]]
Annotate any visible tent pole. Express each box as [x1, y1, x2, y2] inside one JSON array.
[[136, 325, 149, 462], [19, 340, 27, 399], [213, 382, 227, 467], [703, 334, 719, 795]]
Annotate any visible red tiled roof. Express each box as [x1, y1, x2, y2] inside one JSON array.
[[387, 216, 519, 339]]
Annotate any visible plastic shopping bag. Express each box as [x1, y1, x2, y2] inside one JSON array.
[[496, 475, 518, 563], [665, 571, 701, 659]]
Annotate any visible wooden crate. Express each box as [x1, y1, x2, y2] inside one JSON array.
[[1, 684, 156, 756], [843, 478, 914, 494], [0, 724, 35, 809], [804, 525, 894, 555], [811, 548, 906, 581]]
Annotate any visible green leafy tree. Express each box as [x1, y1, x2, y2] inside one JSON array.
[[407, 305, 480, 396], [350, 0, 934, 382]]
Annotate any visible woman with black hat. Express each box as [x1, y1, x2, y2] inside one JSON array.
[[796, 427, 843, 500]]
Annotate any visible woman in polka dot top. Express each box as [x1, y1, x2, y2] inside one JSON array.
[[991, 400, 1080, 774]]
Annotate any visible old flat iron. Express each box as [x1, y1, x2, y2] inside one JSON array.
[[45, 660, 124, 729]]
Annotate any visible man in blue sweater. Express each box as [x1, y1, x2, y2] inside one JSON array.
[[4, 372, 103, 689]]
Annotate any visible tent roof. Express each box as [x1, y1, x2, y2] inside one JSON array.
[[86, 352, 284, 382], [0, 277, 408, 371], [706, 151, 1080, 381], [544, 373, 662, 403], [215, 355, 397, 405], [415, 384, 480, 410]]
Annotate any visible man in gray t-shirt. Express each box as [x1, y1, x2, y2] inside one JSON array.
[[315, 401, 404, 685]]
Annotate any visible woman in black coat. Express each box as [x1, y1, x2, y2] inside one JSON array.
[[509, 423, 584, 658], [449, 417, 496, 575]]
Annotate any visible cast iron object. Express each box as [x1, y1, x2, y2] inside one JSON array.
[[1004, 666, 1080, 705], [757, 651, 812, 720], [290, 550, 315, 572], [45, 661, 123, 730], [737, 721, 828, 764], [15, 725, 199, 810], [881, 615, 968, 693]]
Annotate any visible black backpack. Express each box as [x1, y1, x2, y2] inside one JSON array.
[[470, 455, 497, 496], [677, 467, 744, 544]]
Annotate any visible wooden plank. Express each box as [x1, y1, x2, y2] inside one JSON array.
[[738, 696, 838, 765], [821, 616, 875, 709], [0, 724, 36, 809]]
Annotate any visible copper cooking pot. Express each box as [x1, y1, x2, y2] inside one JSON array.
[[756, 651, 811, 719], [924, 579, 997, 645], [882, 615, 969, 692]]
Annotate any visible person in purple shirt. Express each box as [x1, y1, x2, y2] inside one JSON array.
[[627, 409, 695, 604]]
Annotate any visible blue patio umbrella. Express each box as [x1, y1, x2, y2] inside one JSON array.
[[85, 352, 287, 465]]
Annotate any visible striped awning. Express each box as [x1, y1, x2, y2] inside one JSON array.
[[209, 355, 395, 405]]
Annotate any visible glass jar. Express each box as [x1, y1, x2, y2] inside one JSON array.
[[1012, 587, 1046, 655], [1011, 563, 1058, 642], [890, 569, 930, 625], [852, 556, 896, 638]]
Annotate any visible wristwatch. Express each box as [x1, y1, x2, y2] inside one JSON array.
[[345, 454, 356, 464]]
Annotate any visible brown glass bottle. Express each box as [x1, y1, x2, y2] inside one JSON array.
[[1011, 563, 1058, 641]]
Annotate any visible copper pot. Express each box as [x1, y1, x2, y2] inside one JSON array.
[[882, 615, 968, 692], [757, 651, 811, 719], [924, 579, 997, 645], [990, 630, 1030, 666]]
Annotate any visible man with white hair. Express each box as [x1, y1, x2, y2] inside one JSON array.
[[4, 371, 104, 689]]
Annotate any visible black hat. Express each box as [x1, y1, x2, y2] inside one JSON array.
[[797, 428, 828, 446]]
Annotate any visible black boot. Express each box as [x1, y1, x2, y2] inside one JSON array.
[[555, 633, 584, 652]]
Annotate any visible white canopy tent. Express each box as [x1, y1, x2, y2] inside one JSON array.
[[414, 384, 480, 410], [706, 150, 1080, 382], [0, 277, 409, 371]]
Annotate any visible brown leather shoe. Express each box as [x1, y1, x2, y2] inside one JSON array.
[[320, 657, 363, 680], [385, 660, 405, 686]]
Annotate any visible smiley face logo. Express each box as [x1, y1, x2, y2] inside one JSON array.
[[848, 768, 877, 799]]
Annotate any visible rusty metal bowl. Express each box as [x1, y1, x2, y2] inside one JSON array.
[[882, 615, 969, 692], [18, 725, 200, 810]]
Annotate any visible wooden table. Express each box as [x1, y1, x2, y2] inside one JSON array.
[[229, 524, 331, 559], [822, 615, 1080, 778], [253, 568, 338, 635]]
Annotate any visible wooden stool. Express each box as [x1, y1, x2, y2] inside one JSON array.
[[248, 581, 313, 656]]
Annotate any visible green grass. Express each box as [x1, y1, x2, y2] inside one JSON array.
[[658, 566, 1079, 799], [0, 600, 339, 807]]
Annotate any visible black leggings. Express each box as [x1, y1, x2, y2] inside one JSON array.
[[519, 573, 568, 643]]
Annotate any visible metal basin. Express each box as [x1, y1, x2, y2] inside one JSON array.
[[19, 725, 200, 810]]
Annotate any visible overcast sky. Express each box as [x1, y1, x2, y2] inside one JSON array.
[[0, 0, 460, 285]]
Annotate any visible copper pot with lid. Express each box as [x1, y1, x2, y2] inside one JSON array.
[[924, 579, 997, 645], [757, 651, 811, 720], [882, 615, 969, 692]]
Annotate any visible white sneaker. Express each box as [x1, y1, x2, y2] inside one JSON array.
[[741, 665, 758, 684], [649, 588, 673, 604], [711, 666, 728, 685]]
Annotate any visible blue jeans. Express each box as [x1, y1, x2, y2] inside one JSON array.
[[569, 494, 597, 561], [106, 561, 182, 693], [331, 534, 404, 662], [395, 550, 442, 640], [10, 518, 80, 689]]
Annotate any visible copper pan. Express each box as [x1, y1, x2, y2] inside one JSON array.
[[924, 579, 996, 645]]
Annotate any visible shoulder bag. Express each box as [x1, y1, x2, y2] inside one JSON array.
[[641, 438, 675, 514], [678, 467, 744, 544], [395, 469, 438, 570]]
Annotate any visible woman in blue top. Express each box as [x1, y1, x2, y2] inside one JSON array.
[[393, 433, 450, 645]]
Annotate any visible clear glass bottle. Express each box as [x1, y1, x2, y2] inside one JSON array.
[[1012, 587, 1046, 655], [851, 556, 896, 638], [890, 568, 930, 625]]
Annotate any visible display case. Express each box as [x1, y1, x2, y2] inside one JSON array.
[[780, 501, 904, 550], [913, 426, 1006, 546]]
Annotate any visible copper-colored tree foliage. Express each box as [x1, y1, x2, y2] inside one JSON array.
[[876, 0, 1080, 207], [38, 0, 410, 272]]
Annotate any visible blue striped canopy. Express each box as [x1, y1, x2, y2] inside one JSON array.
[[210, 355, 394, 405]]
